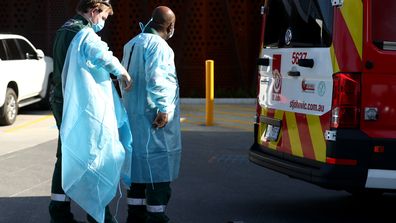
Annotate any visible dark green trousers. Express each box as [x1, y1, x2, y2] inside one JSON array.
[[48, 101, 114, 223], [127, 182, 171, 223]]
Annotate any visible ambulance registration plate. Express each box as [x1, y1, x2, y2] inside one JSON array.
[[262, 124, 280, 142]]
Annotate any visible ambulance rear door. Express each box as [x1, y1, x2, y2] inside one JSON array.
[[257, 0, 334, 162]]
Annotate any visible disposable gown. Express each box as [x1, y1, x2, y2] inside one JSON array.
[[122, 33, 181, 183], [60, 27, 132, 223]]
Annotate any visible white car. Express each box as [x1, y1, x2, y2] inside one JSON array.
[[0, 34, 53, 125]]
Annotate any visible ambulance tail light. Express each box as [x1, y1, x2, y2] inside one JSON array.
[[331, 73, 361, 128]]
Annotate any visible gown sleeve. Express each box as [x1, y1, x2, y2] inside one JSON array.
[[144, 40, 177, 113], [81, 31, 126, 77]]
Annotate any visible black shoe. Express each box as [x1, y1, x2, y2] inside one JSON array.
[[86, 206, 115, 223], [50, 220, 85, 223], [49, 201, 85, 223]]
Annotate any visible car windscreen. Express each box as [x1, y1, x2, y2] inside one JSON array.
[[264, 0, 333, 48], [0, 40, 6, 60], [372, 0, 396, 50]]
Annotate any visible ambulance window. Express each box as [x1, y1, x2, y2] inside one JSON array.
[[264, 0, 333, 48], [372, 0, 396, 50]]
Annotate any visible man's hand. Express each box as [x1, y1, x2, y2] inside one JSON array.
[[152, 112, 169, 128], [120, 72, 132, 91]]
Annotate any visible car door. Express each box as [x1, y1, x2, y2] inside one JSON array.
[[0, 39, 11, 107], [3, 38, 32, 100], [15, 38, 45, 97]]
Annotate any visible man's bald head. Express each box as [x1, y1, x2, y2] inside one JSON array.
[[152, 6, 175, 27], [149, 6, 176, 40]]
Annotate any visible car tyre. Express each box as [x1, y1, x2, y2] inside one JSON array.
[[0, 88, 18, 125]]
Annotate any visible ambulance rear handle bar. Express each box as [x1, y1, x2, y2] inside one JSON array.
[[298, 58, 314, 68], [288, 70, 300, 77], [257, 58, 314, 69], [257, 58, 270, 66], [288, 58, 314, 76]]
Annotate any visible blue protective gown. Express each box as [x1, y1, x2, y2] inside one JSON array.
[[122, 32, 181, 183], [60, 27, 132, 223]]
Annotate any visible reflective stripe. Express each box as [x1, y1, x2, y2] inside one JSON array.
[[127, 198, 146, 206], [146, 205, 166, 213], [51, 193, 71, 202]]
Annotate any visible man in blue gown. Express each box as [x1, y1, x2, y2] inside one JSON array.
[[122, 6, 182, 223], [49, 1, 132, 222]]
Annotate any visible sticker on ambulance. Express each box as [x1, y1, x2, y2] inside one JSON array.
[[272, 69, 282, 101], [301, 79, 315, 93]]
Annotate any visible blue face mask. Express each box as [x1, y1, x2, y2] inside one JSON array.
[[92, 19, 105, 33]]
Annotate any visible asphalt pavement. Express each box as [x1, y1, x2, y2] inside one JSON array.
[[0, 101, 260, 223], [2, 101, 396, 223]]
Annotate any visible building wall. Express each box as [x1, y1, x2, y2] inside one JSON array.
[[0, 0, 262, 98]]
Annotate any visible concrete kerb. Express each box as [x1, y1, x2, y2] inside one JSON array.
[[181, 98, 256, 104]]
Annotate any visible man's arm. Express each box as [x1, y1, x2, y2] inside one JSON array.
[[145, 42, 177, 112], [82, 31, 132, 91]]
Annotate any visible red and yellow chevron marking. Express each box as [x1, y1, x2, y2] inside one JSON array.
[[258, 109, 329, 163], [331, 1, 363, 73]]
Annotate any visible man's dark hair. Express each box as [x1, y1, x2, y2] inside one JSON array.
[[76, 0, 113, 15]]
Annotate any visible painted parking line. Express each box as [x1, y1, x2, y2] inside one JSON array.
[[214, 110, 253, 117], [182, 114, 252, 124], [3, 115, 53, 133], [181, 117, 252, 131], [182, 104, 255, 112], [215, 104, 255, 112], [182, 110, 253, 118]]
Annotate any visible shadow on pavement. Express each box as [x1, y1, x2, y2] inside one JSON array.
[[1, 131, 396, 223], [170, 131, 396, 223], [0, 196, 50, 223], [0, 195, 129, 223], [18, 105, 52, 115]]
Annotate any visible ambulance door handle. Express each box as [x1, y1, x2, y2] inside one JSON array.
[[288, 70, 300, 77], [257, 58, 270, 66], [298, 59, 314, 68]]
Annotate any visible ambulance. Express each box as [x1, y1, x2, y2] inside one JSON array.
[[249, 0, 396, 194]]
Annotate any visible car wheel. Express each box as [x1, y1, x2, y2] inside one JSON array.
[[0, 88, 18, 125]]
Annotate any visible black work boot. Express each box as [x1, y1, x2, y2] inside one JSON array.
[[49, 200, 84, 223], [127, 204, 147, 223], [127, 183, 148, 223], [87, 206, 115, 223], [146, 182, 171, 223]]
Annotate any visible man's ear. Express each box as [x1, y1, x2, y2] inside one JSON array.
[[91, 7, 102, 15], [88, 8, 96, 17], [167, 23, 173, 33]]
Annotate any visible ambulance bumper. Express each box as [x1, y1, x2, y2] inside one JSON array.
[[249, 143, 367, 190]]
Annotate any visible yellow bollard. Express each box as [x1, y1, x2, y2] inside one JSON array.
[[205, 60, 214, 126]]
